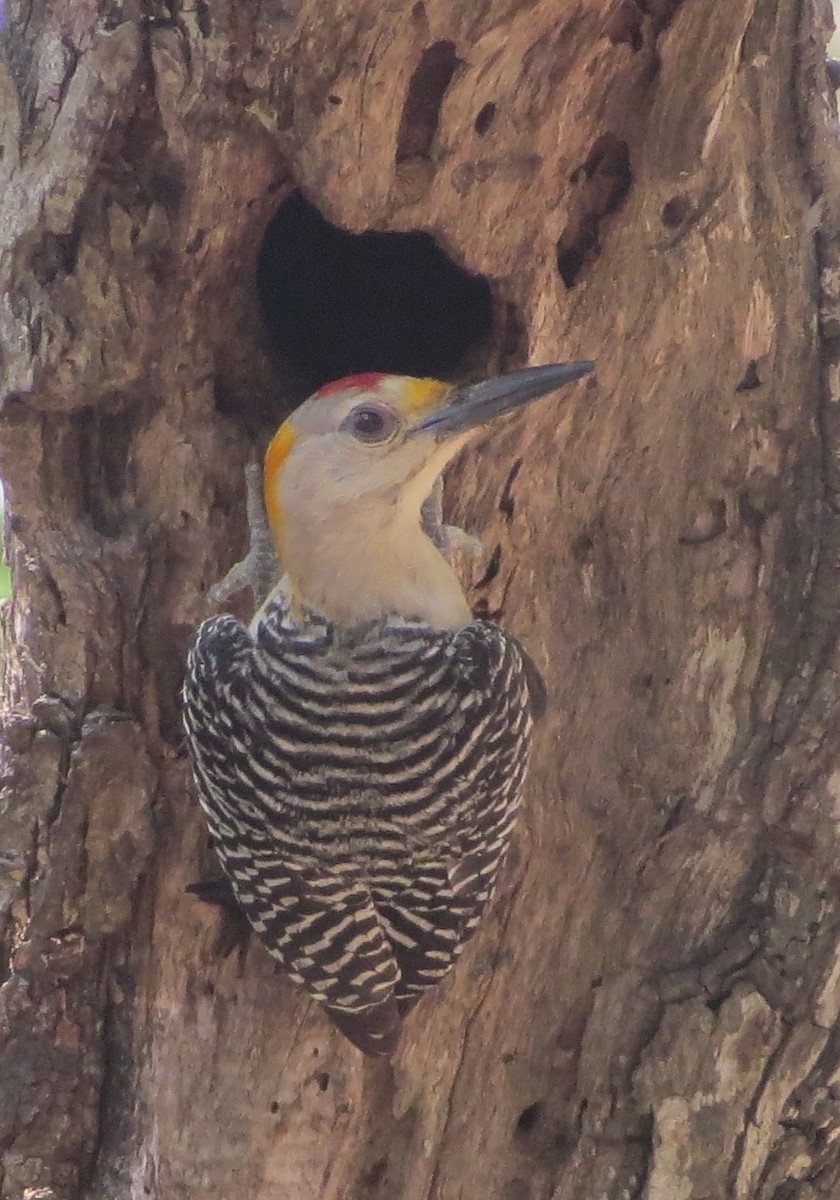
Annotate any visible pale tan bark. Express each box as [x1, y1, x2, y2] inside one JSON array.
[[2, 1, 840, 1197]]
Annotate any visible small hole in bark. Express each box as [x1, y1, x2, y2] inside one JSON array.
[[557, 244, 586, 289], [474, 101, 497, 135], [185, 228, 206, 255], [735, 360, 761, 392], [269, 1100, 279, 1114], [499, 459, 522, 521], [396, 41, 460, 165], [316, 1071, 330, 1091], [661, 195, 690, 228], [327, 94, 342, 105], [515, 1101, 543, 1136], [556, 135, 631, 288], [571, 532, 594, 564], [256, 191, 493, 387], [475, 544, 502, 589]]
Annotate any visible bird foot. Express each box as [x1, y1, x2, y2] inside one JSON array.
[[436, 525, 483, 561], [186, 876, 253, 959], [206, 461, 281, 612], [208, 464, 481, 616], [421, 479, 483, 566]]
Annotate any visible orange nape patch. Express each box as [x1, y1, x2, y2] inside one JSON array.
[[264, 421, 297, 546]]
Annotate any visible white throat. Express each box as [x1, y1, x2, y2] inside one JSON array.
[[278, 500, 471, 630]]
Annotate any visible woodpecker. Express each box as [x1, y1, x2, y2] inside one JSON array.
[[183, 361, 594, 1056]]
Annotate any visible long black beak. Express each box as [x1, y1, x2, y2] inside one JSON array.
[[412, 361, 595, 438]]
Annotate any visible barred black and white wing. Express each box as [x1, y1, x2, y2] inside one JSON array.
[[183, 600, 540, 1055], [183, 615, 403, 1054]]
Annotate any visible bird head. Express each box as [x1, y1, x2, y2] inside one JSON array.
[[264, 363, 594, 628]]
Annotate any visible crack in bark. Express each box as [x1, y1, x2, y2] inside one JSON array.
[[749, 2, 840, 772], [726, 1017, 789, 1200], [422, 869, 528, 1200]]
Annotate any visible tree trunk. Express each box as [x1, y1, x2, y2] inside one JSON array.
[[2, 0, 840, 1197]]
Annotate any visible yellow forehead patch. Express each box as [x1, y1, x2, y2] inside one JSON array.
[[264, 421, 297, 545], [399, 377, 450, 417]]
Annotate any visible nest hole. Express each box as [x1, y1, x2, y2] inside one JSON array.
[[256, 191, 494, 389]]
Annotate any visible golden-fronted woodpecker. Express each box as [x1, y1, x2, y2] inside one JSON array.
[[183, 362, 594, 1056]]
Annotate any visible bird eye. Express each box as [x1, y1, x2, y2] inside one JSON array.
[[344, 405, 399, 444]]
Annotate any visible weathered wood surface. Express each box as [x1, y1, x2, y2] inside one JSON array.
[[2, 1, 840, 1197]]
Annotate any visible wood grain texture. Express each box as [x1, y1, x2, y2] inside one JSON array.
[[1, 0, 840, 1196]]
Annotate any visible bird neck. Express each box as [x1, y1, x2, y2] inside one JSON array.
[[276, 501, 471, 631]]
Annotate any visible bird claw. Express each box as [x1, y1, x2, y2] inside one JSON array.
[[436, 525, 483, 561], [206, 461, 281, 612], [185, 877, 240, 911], [186, 876, 253, 959], [208, 463, 481, 615], [421, 479, 483, 566]]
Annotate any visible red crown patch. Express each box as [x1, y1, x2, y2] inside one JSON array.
[[313, 373, 387, 399]]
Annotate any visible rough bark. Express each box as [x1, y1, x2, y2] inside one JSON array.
[[2, 1, 840, 1197]]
